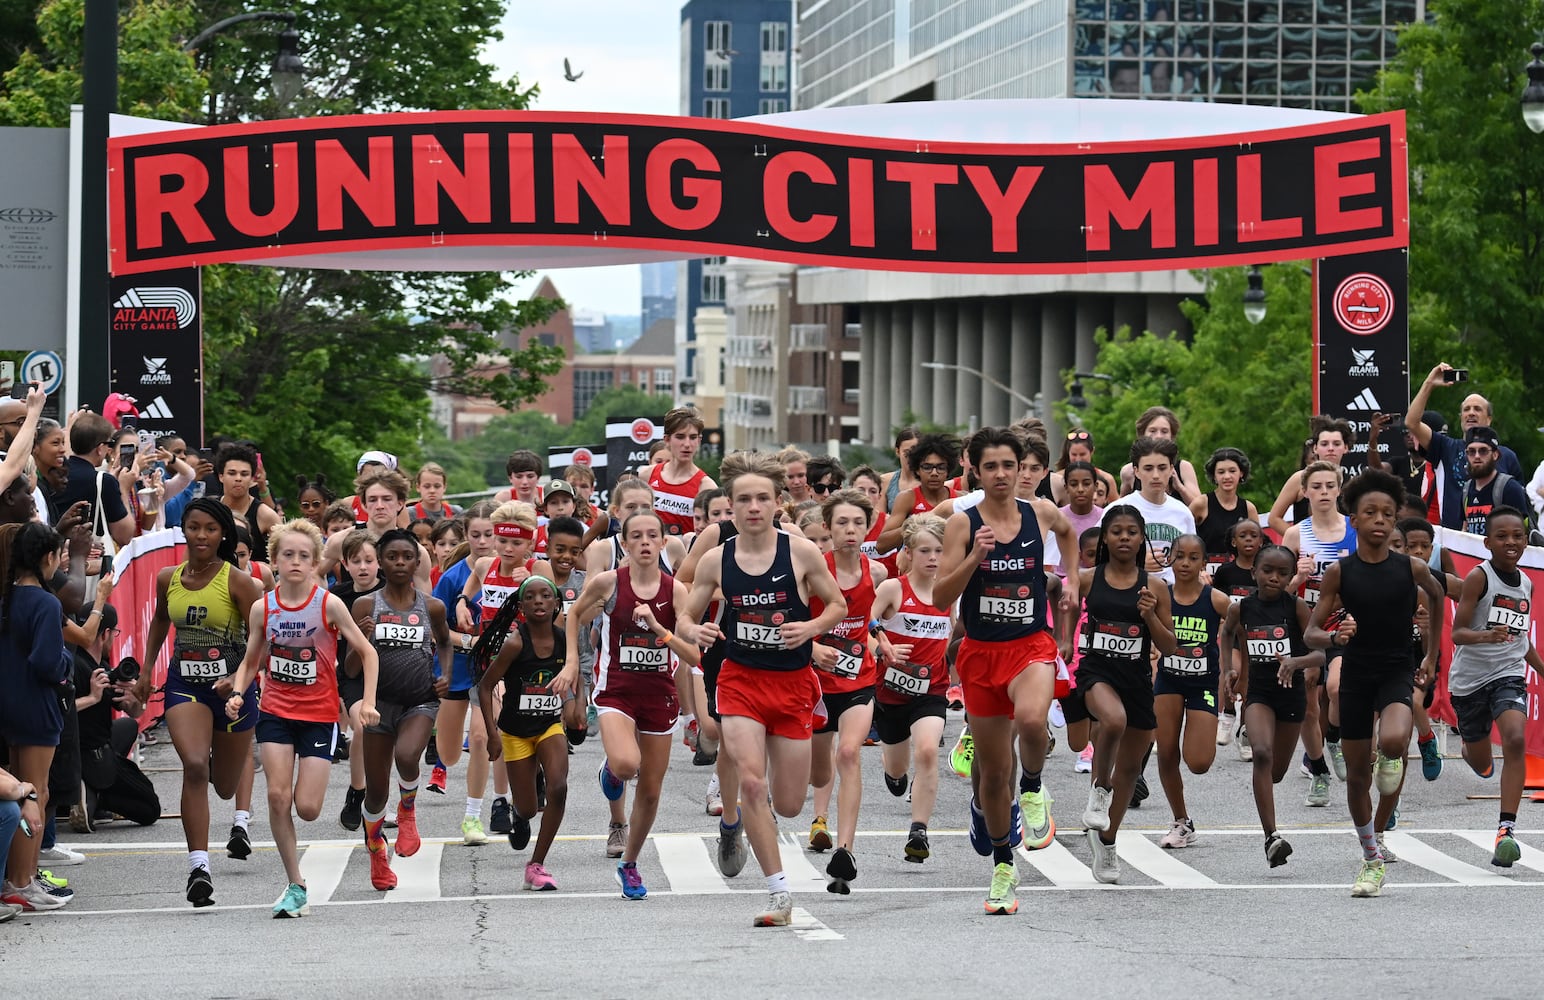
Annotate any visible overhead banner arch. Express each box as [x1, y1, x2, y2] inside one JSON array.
[[108, 102, 1407, 277]]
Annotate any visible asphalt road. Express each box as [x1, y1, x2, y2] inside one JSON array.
[[3, 713, 1540, 999]]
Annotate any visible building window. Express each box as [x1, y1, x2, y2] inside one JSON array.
[[705, 20, 731, 55], [573, 369, 614, 421], [535, 333, 555, 348], [760, 22, 787, 54], [638, 369, 650, 390], [758, 98, 788, 114], [654, 367, 674, 394], [704, 60, 730, 91], [759, 62, 787, 92], [701, 270, 725, 302], [703, 98, 730, 119]]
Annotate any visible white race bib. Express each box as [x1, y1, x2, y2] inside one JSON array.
[[518, 687, 561, 715], [736, 622, 783, 648], [618, 636, 670, 672], [269, 645, 318, 685], [1489, 604, 1529, 635], [882, 662, 930, 696], [375, 622, 426, 645], [177, 654, 228, 681]]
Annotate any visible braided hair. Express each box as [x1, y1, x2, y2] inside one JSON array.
[[470, 575, 563, 683], [183, 497, 240, 566], [295, 473, 337, 504], [1094, 503, 1150, 567]]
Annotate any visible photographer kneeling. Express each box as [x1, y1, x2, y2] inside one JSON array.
[[69, 604, 160, 832]]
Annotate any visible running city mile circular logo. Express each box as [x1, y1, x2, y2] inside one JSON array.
[[1332, 273, 1394, 335]]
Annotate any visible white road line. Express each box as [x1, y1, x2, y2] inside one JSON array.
[[391, 842, 444, 901], [1382, 832, 1518, 886], [777, 833, 833, 891], [1452, 830, 1544, 874], [299, 844, 354, 905], [654, 836, 731, 894], [1018, 836, 1097, 887], [1115, 832, 1219, 887], [789, 906, 844, 941]]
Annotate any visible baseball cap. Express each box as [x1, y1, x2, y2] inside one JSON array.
[[1464, 426, 1501, 450], [74, 602, 118, 631], [541, 479, 576, 505], [356, 450, 398, 472]]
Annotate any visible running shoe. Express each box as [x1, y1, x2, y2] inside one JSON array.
[[1493, 827, 1523, 868], [946, 685, 965, 711], [968, 797, 992, 856], [1305, 772, 1331, 807], [368, 843, 397, 891], [864, 725, 879, 746], [460, 817, 488, 846], [339, 786, 364, 830], [1008, 797, 1024, 849], [273, 882, 310, 917], [705, 773, 723, 816], [1019, 789, 1055, 850], [37, 845, 83, 866], [1387, 806, 1399, 830], [984, 861, 1019, 915], [905, 826, 930, 863], [1326, 739, 1347, 781], [1088, 829, 1120, 884], [951, 729, 975, 778], [0, 902, 20, 922], [509, 813, 532, 851], [1265, 834, 1293, 868], [490, 796, 513, 835], [1236, 722, 1252, 762], [186, 866, 214, 908], [1, 879, 66, 911], [68, 782, 96, 834], [606, 822, 627, 858], [1299, 751, 1312, 778], [227, 824, 252, 860], [693, 746, 718, 766], [1074, 743, 1093, 773], [1129, 773, 1150, 809], [809, 815, 832, 852], [597, 760, 625, 802], [396, 806, 422, 857], [616, 861, 647, 900], [683, 717, 700, 751], [333, 732, 350, 763], [1350, 858, 1385, 898], [426, 763, 447, 794], [587, 704, 599, 735], [1420, 737, 1443, 781], [462, 734, 470, 752], [754, 890, 794, 926], [1082, 783, 1112, 832], [36, 869, 67, 889], [1376, 832, 1398, 863], [826, 846, 857, 895], [719, 817, 748, 877], [884, 771, 909, 797], [39, 878, 72, 901], [1217, 713, 1235, 747], [424, 732, 438, 767], [1160, 818, 1197, 849], [523, 861, 557, 891], [1374, 751, 1405, 796]]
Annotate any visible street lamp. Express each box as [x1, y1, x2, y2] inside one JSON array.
[[183, 12, 307, 122], [1522, 42, 1544, 133], [920, 361, 1041, 419], [1242, 265, 1267, 324], [1067, 371, 1118, 410]]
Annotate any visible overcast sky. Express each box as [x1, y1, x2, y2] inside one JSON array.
[[487, 1, 683, 316]]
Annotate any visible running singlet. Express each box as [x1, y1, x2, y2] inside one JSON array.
[[877, 577, 950, 703], [167, 562, 244, 683], [410, 501, 459, 521], [497, 622, 568, 738], [1297, 515, 1356, 608], [721, 532, 812, 671], [960, 498, 1048, 643], [533, 524, 549, 558], [594, 566, 678, 697], [810, 552, 878, 694], [261, 586, 341, 723], [604, 535, 675, 575], [648, 465, 707, 536], [1079, 566, 1150, 670], [1197, 492, 1248, 568], [1449, 561, 1533, 695], [479, 560, 529, 627], [234, 497, 270, 564], [1337, 551, 1417, 673], [1163, 583, 1220, 678], [1238, 591, 1308, 686], [369, 589, 437, 705], [1210, 561, 1256, 604]]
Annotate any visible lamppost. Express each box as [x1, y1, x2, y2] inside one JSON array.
[[1523, 42, 1544, 133], [1067, 371, 1119, 411], [1242, 265, 1267, 324], [79, 2, 303, 409], [920, 361, 1042, 422], [184, 12, 306, 123]]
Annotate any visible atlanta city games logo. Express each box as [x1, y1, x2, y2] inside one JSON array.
[[1333, 273, 1394, 335], [112, 286, 197, 328], [1347, 348, 1379, 377]]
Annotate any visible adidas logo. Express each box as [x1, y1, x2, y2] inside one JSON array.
[[139, 396, 174, 420], [1346, 387, 1380, 411], [140, 356, 172, 386], [1348, 349, 1379, 377], [903, 598, 916, 607], [111, 287, 197, 328]]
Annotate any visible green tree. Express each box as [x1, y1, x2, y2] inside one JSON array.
[[0, 0, 565, 493], [1360, 0, 1544, 468]]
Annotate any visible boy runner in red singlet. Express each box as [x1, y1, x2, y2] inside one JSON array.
[[647, 407, 716, 537]]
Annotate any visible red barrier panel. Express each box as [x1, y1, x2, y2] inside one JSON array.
[[107, 528, 186, 731]]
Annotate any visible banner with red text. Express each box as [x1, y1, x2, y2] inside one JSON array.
[[108, 109, 1407, 277], [109, 528, 186, 731]]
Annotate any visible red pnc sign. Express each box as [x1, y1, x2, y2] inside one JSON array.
[[108, 110, 1408, 276]]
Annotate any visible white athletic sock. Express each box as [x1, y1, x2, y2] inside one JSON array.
[[188, 850, 209, 872], [233, 810, 251, 831], [465, 796, 483, 819], [766, 871, 789, 893], [399, 776, 420, 793]]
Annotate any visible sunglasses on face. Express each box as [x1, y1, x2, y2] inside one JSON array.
[[811, 482, 838, 494]]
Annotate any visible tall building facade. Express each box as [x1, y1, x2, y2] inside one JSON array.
[[794, 0, 1417, 445], [640, 261, 678, 331], [677, 0, 794, 407]]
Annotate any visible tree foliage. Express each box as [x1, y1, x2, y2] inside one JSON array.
[[1359, 0, 1544, 469], [0, 0, 565, 495]]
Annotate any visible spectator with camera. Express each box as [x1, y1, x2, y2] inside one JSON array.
[[1405, 363, 1524, 530], [69, 602, 160, 833]]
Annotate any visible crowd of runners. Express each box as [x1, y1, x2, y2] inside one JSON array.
[[1, 359, 1539, 923]]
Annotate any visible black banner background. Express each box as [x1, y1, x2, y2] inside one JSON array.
[[108, 267, 204, 447], [1316, 248, 1409, 478]]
